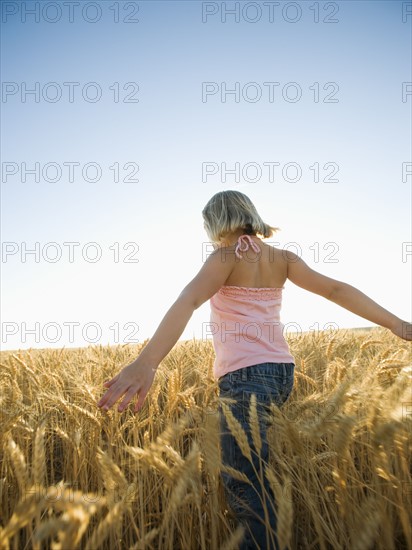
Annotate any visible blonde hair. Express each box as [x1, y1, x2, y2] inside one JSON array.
[[202, 190, 280, 244]]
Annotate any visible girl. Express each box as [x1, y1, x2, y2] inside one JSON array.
[[97, 190, 411, 549]]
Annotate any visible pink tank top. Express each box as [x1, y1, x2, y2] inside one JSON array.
[[209, 234, 295, 379]]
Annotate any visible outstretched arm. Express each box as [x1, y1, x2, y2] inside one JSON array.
[[96, 295, 197, 413], [97, 246, 235, 413], [286, 251, 411, 340], [328, 283, 410, 338]]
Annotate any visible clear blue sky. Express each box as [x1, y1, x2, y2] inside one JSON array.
[[1, 0, 411, 350]]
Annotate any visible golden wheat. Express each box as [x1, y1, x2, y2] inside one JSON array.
[[248, 394, 262, 457], [0, 328, 410, 549], [220, 402, 253, 463]]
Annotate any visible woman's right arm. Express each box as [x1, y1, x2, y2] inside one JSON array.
[[285, 251, 412, 341]]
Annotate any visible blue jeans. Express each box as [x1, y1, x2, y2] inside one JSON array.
[[218, 362, 295, 550]]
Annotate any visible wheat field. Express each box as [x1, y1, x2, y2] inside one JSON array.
[[0, 328, 411, 550]]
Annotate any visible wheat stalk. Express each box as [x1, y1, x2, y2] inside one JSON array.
[[129, 527, 160, 550], [360, 339, 384, 350], [6, 436, 28, 494], [85, 501, 124, 550], [220, 402, 252, 463], [219, 524, 247, 550], [350, 497, 381, 550], [248, 393, 262, 456], [264, 467, 293, 550], [33, 422, 46, 487]]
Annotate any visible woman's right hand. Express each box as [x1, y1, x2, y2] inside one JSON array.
[[390, 319, 412, 341], [97, 358, 157, 413]]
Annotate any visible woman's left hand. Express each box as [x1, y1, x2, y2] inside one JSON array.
[[97, 359, 157, 413]]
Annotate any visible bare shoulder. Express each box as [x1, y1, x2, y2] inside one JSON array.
[[261, 242, 287, 261], [208, 244, 238, 266]]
